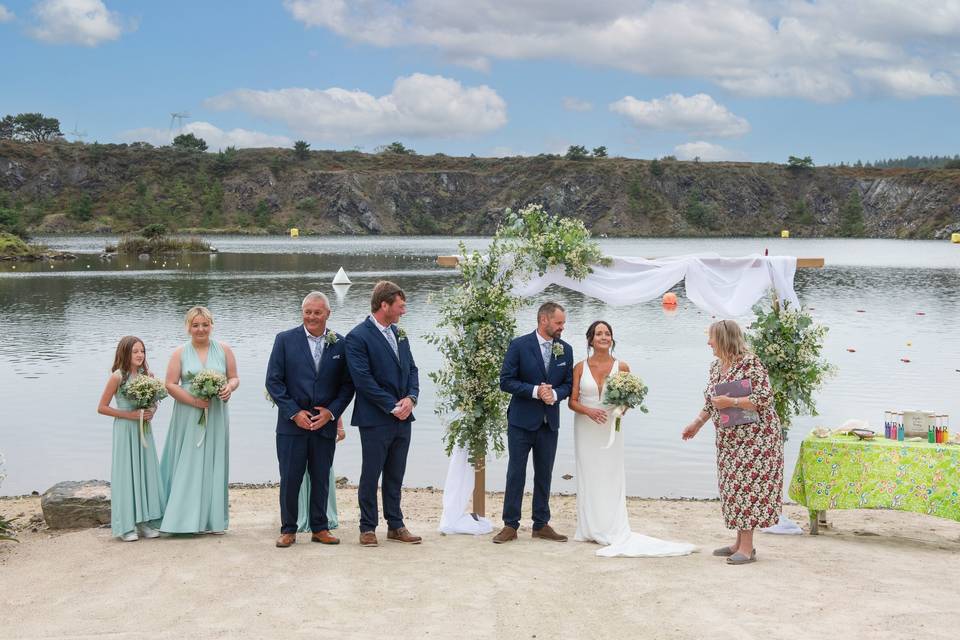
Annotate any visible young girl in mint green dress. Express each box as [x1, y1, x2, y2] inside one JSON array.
[[159, 306, 239, 534], [97, 336, 166, 542]]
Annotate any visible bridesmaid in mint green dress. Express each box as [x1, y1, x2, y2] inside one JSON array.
[[96, 336, 166, 541], [297, 419, 345, 532], [160, 306, 239, 534]]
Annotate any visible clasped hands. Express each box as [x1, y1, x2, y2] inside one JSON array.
[[537, 383, 557, 406], [294, 406, 334, 431]]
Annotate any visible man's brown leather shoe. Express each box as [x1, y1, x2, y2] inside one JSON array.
[[492, 526, 518, 544], [532, 524, 567, 542], [275, 533, 296, 548], [387, 527, 422, 544], [311, 530, 339, 545], [359, 531, 378, 547]]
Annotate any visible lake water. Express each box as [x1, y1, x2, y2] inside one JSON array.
[[1, 236, 958, 500]]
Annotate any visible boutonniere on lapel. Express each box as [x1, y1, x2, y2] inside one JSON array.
[[324, 330, 339, 346], [551, 341, 564, 358], [396, 327, 408, 342]]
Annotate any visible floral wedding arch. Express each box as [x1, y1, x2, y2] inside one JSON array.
[[429, 204, 832, 530]]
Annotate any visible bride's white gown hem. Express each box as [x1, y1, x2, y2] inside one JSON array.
[[574, 359, 696, 558]]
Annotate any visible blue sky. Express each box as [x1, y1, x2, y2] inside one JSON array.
[[2, 0, 959, 163]]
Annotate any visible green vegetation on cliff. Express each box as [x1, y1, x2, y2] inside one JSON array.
[[0, 140, 958, 239]]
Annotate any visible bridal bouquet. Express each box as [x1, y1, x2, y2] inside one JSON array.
[[121, 375, 168, 448], [603, 372, 649, 432], [186, 370, 227, 447]]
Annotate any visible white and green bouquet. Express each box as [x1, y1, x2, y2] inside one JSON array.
[[120, 374, 168, 448], [603, 371, 650, 434], [186, 370, 227, 446]]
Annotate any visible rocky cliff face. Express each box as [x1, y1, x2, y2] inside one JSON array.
[[1, 141, 958, 238]]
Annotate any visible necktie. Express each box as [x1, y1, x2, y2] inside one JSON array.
[[384, 327, 399, 358], [541, 341, 551, 371], [312, 336, 323, 371]]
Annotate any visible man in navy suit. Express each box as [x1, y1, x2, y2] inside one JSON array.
[[345, 281, 421, 547], [494, 301, 574, 544], [266, 292, 355, 548]]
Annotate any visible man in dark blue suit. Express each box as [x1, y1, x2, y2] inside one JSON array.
[[345, 281, 421, 547], [266, 292, 355, 548], [494, 301, 574, 544]]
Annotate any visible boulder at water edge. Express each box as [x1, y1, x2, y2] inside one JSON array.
[[41, 480, 111, 529]]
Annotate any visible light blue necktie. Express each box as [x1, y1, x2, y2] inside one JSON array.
[[384, 327, 399, 358], [541, 341, 551, 371], [312, 336, 323, 371]]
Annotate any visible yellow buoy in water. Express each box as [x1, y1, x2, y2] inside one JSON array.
[[952, 232, 960, 243], [290, 228, 300, 238], [780, 230, 790, 238]]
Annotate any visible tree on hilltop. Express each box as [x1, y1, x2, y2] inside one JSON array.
[[172, 133, 208, 152], [592, 146, 608, 158], [787, 155, 815, 170], [12, 113, 63, 142], [565, 145, 589, 160], [294, 140, 310, 160], [382, 141, 415, 155]]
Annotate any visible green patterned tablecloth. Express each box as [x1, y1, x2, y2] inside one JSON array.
[[789, 435, 960, 523]]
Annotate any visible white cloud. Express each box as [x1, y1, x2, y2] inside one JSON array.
[[119, 121, 292, 150], [29, 0, 124, 46], [610, 93, 750, 138], [0, 5, 14, 23], [562, 97, 593, 112], [205, 73, 507, 140], [855, 66, 959, 97], [283, 0, 960, 101], [674, 141, 745, 162]]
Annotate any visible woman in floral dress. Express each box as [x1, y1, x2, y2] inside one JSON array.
[[682, 319, 783, 565]]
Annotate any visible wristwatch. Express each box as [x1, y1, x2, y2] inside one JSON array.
[[407, 395, 418, 406]]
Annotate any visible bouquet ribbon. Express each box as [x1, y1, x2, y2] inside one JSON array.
[[138, 409, 149, 449], [196, 407, 208, 448], [602, 407, 626, 450]]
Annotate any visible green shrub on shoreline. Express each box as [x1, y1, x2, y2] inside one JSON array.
[[0, 231, 55, 260]]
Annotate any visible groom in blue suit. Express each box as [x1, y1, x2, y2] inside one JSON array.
[[266, 292, 354, 548], [495, 301, 574, 544], [345, 281, 421, 547]]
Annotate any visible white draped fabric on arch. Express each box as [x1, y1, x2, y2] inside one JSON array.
[[437, 254, 801, 537]]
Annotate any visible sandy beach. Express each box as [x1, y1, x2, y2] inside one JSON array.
[[1, 486, 958, 640]]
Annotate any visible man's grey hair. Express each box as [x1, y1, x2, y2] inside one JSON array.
[[301, 291, 330, 310]]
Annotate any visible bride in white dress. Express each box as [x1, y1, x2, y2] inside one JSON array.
[[569, 321, 695, 558]]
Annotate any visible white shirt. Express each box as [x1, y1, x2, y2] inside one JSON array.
[[305, 325, 325, 361], [369, 315, 391, 334]]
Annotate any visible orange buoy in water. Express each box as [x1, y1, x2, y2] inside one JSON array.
[[662, 292, 678, 307]]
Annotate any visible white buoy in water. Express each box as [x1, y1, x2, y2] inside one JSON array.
[[332, 283, 351, 301], [332, 267, 351, 285]]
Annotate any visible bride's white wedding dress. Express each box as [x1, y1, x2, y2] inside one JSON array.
[[574, 359, 696, 558]]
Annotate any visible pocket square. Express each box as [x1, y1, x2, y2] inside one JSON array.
[[556, 361, 567, 367], [332, 354, 342, 360]]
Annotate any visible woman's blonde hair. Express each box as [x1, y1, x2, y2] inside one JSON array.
[[185, 305, 214, 327], [709, 319, 751, 361]]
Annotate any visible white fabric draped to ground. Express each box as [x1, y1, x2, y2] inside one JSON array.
[[438, 254, 801, 540]]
